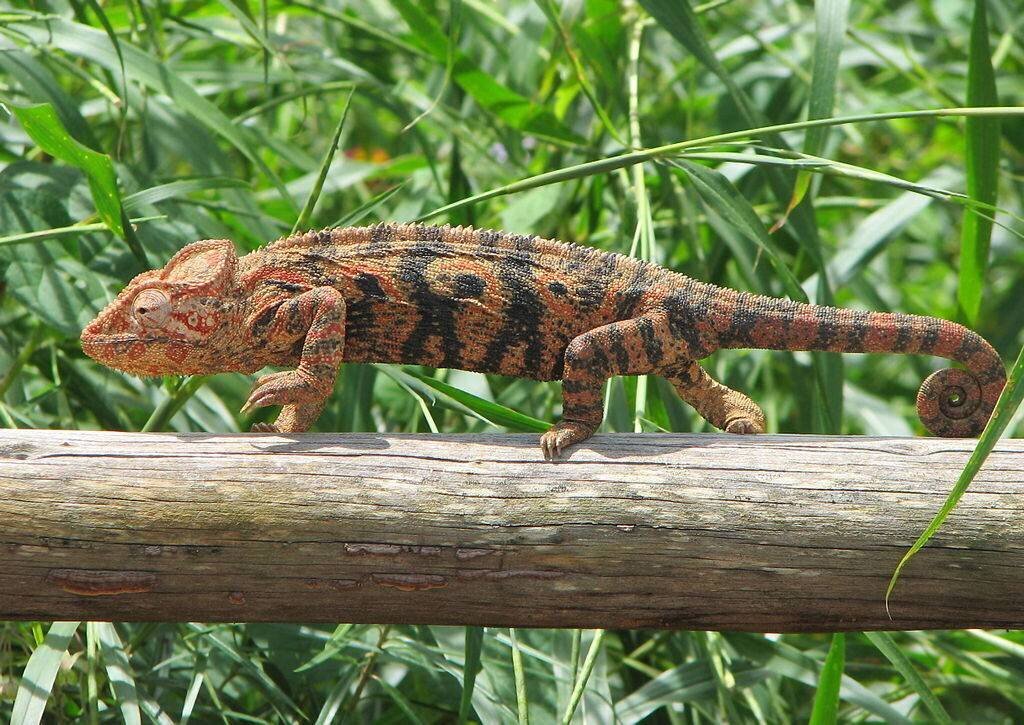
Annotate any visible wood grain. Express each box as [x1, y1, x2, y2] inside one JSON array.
[[1, 429, 1022, 631]]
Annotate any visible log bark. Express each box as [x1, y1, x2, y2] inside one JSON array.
[[1, 429, 1022, 631]]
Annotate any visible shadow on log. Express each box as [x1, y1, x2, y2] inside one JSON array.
[[0, 429, 1021, 631]]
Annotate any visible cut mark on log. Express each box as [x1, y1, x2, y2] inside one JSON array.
[[345, 543, 443, 556], [458, 569, 563, 581], [371, 573, 448, 591], [47, 568, 156, 596], [456, 547, 499, 560], [305, 578, 359, 591]]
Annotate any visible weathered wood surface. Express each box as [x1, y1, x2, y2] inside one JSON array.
[[0, 429, 1022, 631]]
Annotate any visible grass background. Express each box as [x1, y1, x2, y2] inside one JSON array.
[[1, 0, 1024, 721]]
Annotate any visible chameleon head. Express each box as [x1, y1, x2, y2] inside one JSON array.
[[81, 239, 241, 376]]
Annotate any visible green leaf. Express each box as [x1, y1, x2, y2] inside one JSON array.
[[123, 178, 249, 211], [11, 621, 81, 725], [865, 632, 952, 724], [781, 0, 851, 222], [728, 633, 911, 724], [184, 624, 303, 718], [560, 629, 605, 725], [331, 182, 407, 228], [808, 633, 845, 725], [11, 103, 124, 238], [956, 0, 1000, 324], [672, 159, 807, 302], [0, 216, 162, 247], [509, 629, 530, 725], [387, 366, 549, 432], [616, 661, 773, 724], [887, 340, 1024, 605], [389, 0, 583, 145], [93, 622, 142, 725], [458, 626, 484, 725]]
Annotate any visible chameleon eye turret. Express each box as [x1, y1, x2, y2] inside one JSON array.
[[132, 289, 172, 328]]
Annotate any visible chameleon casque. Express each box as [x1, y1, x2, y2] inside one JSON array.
[[81, 223, 1006, 458]]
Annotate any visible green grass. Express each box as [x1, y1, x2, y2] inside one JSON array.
[[1, 0, 1024, 721]]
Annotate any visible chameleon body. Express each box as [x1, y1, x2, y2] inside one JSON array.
[[81, 223, 1006, 457]]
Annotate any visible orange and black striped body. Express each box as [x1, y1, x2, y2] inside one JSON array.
[[81, 223, 1006, 457]]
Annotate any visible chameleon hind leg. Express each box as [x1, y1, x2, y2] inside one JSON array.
[[543, 314, 674, 458], [661, 360, 765, 434]]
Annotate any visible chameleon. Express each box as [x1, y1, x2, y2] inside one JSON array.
[[81, 222, 1006, 458]]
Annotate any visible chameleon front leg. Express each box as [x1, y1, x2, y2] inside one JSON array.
[[243, 287, 346, 433], [661, 360, 765, 434]]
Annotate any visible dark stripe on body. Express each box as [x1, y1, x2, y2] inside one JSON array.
[[845, 310, 870, 351], [637, 316, 664, 366], [346, 271, 387, 337], [919, 317, 942, 353], [894, 314, 914, 352], [481, 235, 546, 375], [813, 305, 840, 351], [664, 291, 712, 359], [396, 241, 464, 368], [607, 324, 631, 373]]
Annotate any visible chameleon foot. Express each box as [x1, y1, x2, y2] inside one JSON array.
[[724, 417, 764, 434], [540, 421, 596, 460], [241, 369, 329, 413], [250, 422, 280, 433]]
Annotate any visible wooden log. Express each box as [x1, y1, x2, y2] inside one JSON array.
[[0, 429, 1021, 631]]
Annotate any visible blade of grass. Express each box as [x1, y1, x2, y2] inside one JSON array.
[[330, 182, 407, 227], [124, 178, 249, 211], [510, 629, 530, 725], [886, 341, 1024, 607], [727, 633, 911, 724], [11, 621, 81, 725], [295, 624, 356, 673], [458, 626, 484, 725], [184, 623, 303, 718], [233, 81, 356, 122], [808, 633, 845, 725], [141, 375, 210, 432], [292, 88, 355, 234], [536, 0, 623, 144], [956, 0, 1000, 324], [418, 107, 1024, 222], [83, 0, 126, 106], [342, 625, 390, 717], [560, 629, 605, 725], [389, 366, 549, 432], [672, 158, 806, 301], [776, 0, 850, 228], [94, 622, 141, 725], [864, 632, 951, 724]]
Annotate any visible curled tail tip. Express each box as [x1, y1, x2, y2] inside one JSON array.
[[916, 367, 1001, 438]]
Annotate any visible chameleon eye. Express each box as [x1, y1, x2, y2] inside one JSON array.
[[132, 289, 171, 328]]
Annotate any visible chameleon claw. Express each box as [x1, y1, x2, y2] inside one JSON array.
[[724, 417, 764, 434], [539, 421, 595, 461], [250, 422, 280, 433]]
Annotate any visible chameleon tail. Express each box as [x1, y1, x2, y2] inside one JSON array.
[[708, 289, 1006, 437]]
